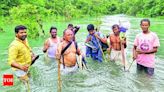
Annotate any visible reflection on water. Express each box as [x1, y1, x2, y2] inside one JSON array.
[[1, 15, 164, 92]]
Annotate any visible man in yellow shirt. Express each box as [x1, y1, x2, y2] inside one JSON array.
[[8, 25, 38, 81]]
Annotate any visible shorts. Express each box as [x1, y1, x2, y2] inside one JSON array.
[[14, 69, 29, 81], [60, 64, 78, 75], [110, 49, 122, 62], [137, 63, 154, 76]]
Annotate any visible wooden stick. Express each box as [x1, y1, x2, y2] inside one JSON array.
[[77, 55, 82, 70], [20, 76, 31, 92], [26, 80, 31, 92], [57, 59, 61, 92], [96, 37, 107, 62], [127, 59, 135, 72], [121, 41, 126, 71]]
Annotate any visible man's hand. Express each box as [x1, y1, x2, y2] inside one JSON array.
[[20, 65, 29, 72], [11, 62, 29, 72], [136, 48, 145, 54], [121, 40, 126, 44], [107, 48, 111, 54], [136, 47, 158, 54], [94, 33, 99, 38], [133, 46, 138, 61], [133, 55, 137, 61], [85, 36, 91, 43], [56, 53, 61, 60]]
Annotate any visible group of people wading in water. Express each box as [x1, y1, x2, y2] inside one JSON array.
[[7, 18, 160, 91]]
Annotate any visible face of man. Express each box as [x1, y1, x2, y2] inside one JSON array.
[[140, 21, 149, 33], [64, 29, 73, 42], [89, 30, 95, 35], [50, 29, 57, 38], [16, 29, 27, 41], [113, 27, 119, 35]]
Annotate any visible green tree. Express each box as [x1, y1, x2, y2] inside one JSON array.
[[10, 4, 47, 38]]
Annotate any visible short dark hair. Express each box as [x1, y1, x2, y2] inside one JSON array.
[[68, 24, 73, 27], [140, 19, 150, 25], [50, 26, 57, 33], [15, 25, 27, 33], [112, 24, 119, 30], [87, 24, 94, 31]]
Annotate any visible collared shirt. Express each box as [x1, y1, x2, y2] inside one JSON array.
[[8, 37, 32, 70]]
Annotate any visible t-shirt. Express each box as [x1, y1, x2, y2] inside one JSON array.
[[134, 32, 160, 68]]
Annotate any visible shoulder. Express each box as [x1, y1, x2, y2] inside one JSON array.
[[87, 34, 91, 37], [73, 41, 78, 46], [57, 37, 62, 42], [45, 38, 51, 43], [95, 32, 101, 35], [150, 32, 159, 41], [58, 41, 64, 45], [109, 34, 115, 37], [150, 31, 158, 36], [58, 41, 66, 47], [9, 40, 19, 46], [9, 40, 19, 50]]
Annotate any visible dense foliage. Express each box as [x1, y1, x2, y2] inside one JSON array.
[[0, 0, 164, 38]]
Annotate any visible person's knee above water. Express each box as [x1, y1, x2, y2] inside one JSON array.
[[56, 29, 81, 74], [85, 24, 103, 62], [133, 19, 160, 76], [8, 25, 36, 81], [43, 26, 60, 59]]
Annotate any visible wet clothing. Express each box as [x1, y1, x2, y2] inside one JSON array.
[[47, 37, 60, 58], [56, 41, 80, 75], [85, 32, 103, 62], [110, 49, 127, 66], [137, 63, 154, 76], [134, 32, 160, 68], [110, 49, 122, 62], [60, 64, 78, 75], [14, 69, 29, 81], [8, 38, 32, 71]]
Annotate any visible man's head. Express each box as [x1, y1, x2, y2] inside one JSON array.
[[63, 29, 73, 42], [15, 25, 27, 41], [67, 24, 74, 31], [112, 24, 120, 35], [140, 19, 150, 33], [50, 26, 57, 38], [87, 24, 95, 35]]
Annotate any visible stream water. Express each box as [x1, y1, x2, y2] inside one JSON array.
[[1, 15, 164, 92]]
